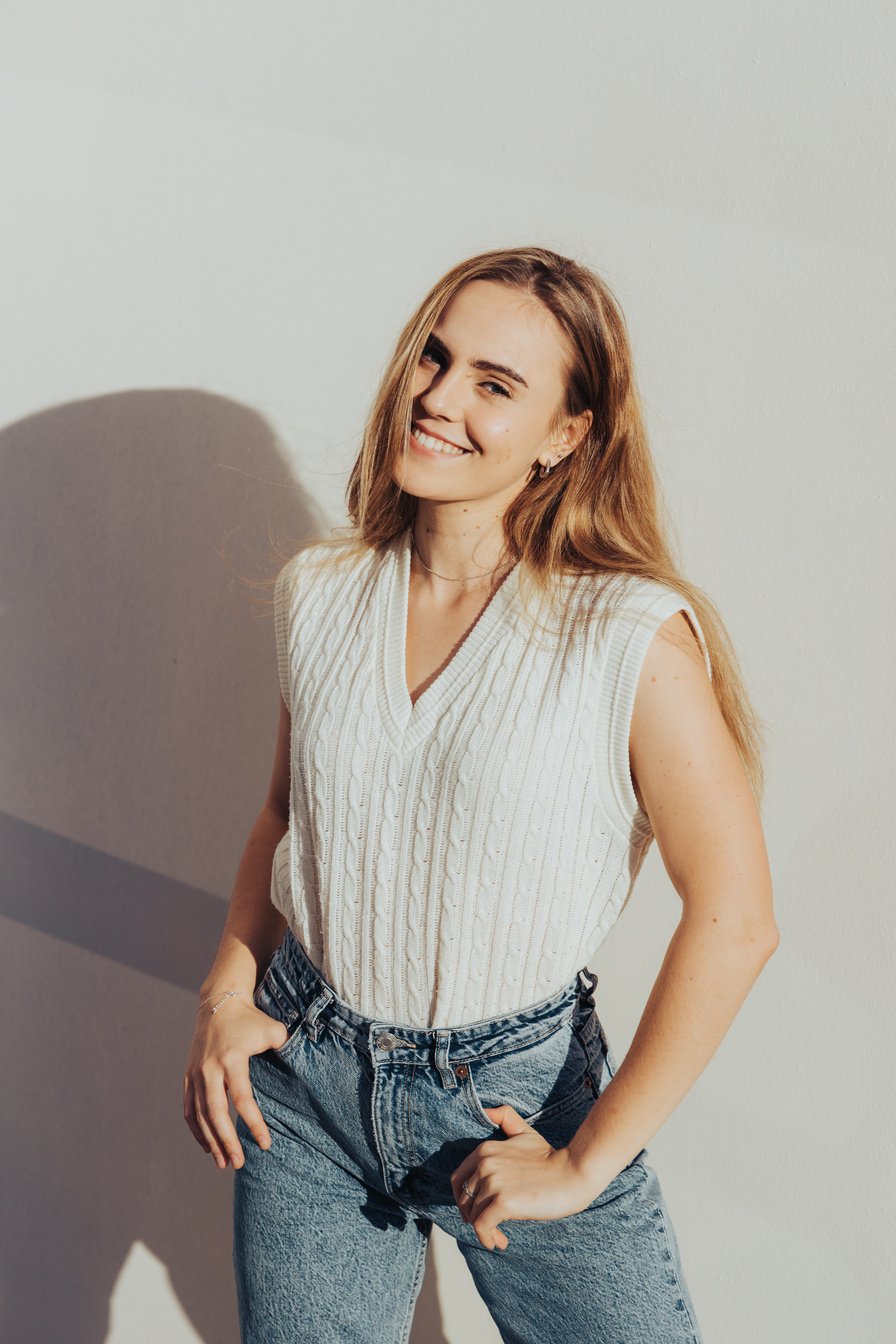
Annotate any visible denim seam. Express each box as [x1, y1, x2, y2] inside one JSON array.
[[404, 1063, 418, 1156], [570, 1008, 599, 1048], [569, 1019, 598, 1072], [398, 1223, 430, 1344], [647, 1200, 701, 1341]]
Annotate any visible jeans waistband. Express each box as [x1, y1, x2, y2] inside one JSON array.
[[262, 927, 600, 1070]]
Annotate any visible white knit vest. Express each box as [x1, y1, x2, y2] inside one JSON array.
[[269, 527, 712, 1028]]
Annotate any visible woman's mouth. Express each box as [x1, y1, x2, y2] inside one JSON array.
[[410, 425, 473, 459]]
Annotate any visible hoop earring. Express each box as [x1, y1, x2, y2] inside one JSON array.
[[538, 461, 552, 479]]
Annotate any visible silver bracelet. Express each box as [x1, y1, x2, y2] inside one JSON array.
[[204, 988, 245, 1014], [198, 986, 244, 1009]]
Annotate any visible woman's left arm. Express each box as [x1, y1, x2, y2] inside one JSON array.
[[566, 610, 780, 1194]]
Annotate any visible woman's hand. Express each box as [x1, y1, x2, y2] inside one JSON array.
[[450, 1105, 605, 1251], [183, 992, 289, 1170]]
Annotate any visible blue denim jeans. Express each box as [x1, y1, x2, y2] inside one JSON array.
[[233, 928, 703, 1343]]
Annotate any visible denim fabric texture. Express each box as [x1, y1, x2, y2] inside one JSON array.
[[232, 928, 703, 1343]]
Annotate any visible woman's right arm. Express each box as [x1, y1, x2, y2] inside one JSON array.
[[182, 692, 294, 1170]]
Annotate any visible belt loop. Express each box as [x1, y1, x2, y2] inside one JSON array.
[[302, 985, 334, 1042], [433, 1029, 457, 1089], [576, 967, 598, 1005]]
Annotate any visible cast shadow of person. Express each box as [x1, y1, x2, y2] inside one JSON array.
[[0, 389, 452, 1343]]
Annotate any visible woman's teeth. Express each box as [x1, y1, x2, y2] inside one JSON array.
[[412, 427, 471, 457]]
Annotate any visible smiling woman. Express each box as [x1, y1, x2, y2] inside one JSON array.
[[410, 423, 472, 456], [392, 277, 597, 526], [186, 245, 777, 1344]]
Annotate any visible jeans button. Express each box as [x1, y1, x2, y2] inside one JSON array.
[[377, 1032, 398, 1050]]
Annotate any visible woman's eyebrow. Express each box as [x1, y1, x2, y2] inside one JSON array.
[[428, 330, 529, 389]]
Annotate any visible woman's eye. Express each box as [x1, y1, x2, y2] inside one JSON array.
[[420, 346, 511, 399]]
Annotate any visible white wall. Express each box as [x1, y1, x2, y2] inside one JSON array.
[[2, 4, 893, 1341]]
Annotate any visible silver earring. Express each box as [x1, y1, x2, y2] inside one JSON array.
[[538, 461, 552, 478]]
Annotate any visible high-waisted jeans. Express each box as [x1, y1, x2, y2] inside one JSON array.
[[232, 928, 704, 1343]]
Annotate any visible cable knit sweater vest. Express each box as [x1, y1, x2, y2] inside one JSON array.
[[268, 526, 712, 1029]]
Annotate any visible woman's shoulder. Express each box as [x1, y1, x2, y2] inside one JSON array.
[[275, 535, 381, 610], [607, 571, 689, 612], [554, 569, 706, 663], [277, 535, 378, 580], [561, 567, 685, 617], [587, 572, 712, 681]]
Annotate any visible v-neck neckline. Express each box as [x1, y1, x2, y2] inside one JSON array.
[[378, 527, 521, 752]]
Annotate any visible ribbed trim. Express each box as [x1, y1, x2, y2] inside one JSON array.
[[378, 528, 522, 753], [273, 558, 298, 707]]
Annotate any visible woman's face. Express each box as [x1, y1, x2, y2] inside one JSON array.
[[395, 279, 589, 506]]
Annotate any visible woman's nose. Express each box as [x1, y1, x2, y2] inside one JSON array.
[[418, 368, 466, 421]]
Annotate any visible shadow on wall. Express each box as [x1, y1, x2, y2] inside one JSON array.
[[0, 391, 450, 1344]]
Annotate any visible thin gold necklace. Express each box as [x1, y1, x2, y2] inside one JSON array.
[[410, 528, 512, 584]]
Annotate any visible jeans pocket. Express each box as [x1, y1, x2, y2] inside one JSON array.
[[564, 997, 617, 1083], [462, 1014, 598, 1131], [253, 969, 307, 1063]]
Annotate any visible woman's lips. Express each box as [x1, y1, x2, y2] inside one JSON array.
[[409, 428, 474, 459]]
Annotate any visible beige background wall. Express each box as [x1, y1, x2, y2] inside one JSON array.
[[2, 3, 893, 1341]]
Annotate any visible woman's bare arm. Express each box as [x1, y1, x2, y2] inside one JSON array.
[[566, 611, 780, 1190], [183, 692, 293, 1170]]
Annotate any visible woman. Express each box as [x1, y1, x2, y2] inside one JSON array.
[[184, 246, 778, 1343]]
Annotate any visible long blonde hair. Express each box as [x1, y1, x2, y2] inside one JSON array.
[[270, 245, 766, 805]]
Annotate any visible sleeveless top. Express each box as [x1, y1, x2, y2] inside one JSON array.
[[268, 527, 712, 1028]]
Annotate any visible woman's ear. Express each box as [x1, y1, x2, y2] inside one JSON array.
[[559, 408, 593, 457]]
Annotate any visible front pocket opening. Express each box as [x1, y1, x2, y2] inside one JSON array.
[[272, 1014, 305, 1055], [254, 977, 306, 1057], [464, 1069, 596, 1130], [463, 1026, 597, 1129]]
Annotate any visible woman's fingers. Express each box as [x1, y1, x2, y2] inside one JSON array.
[[191, 1066, 233, 1167], [450, 1148, 481, 1213], [450, 1149, 509, 1250], [197, 1106, 229, 1168], [468, 1194, 509, 1251], [200, 1062, 246, 1167], [228, 1063, 273, 1154], [196, 1055, 275, 1168], [184, 1000, 287, 1167], [182, 1074, 211, 1152]]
